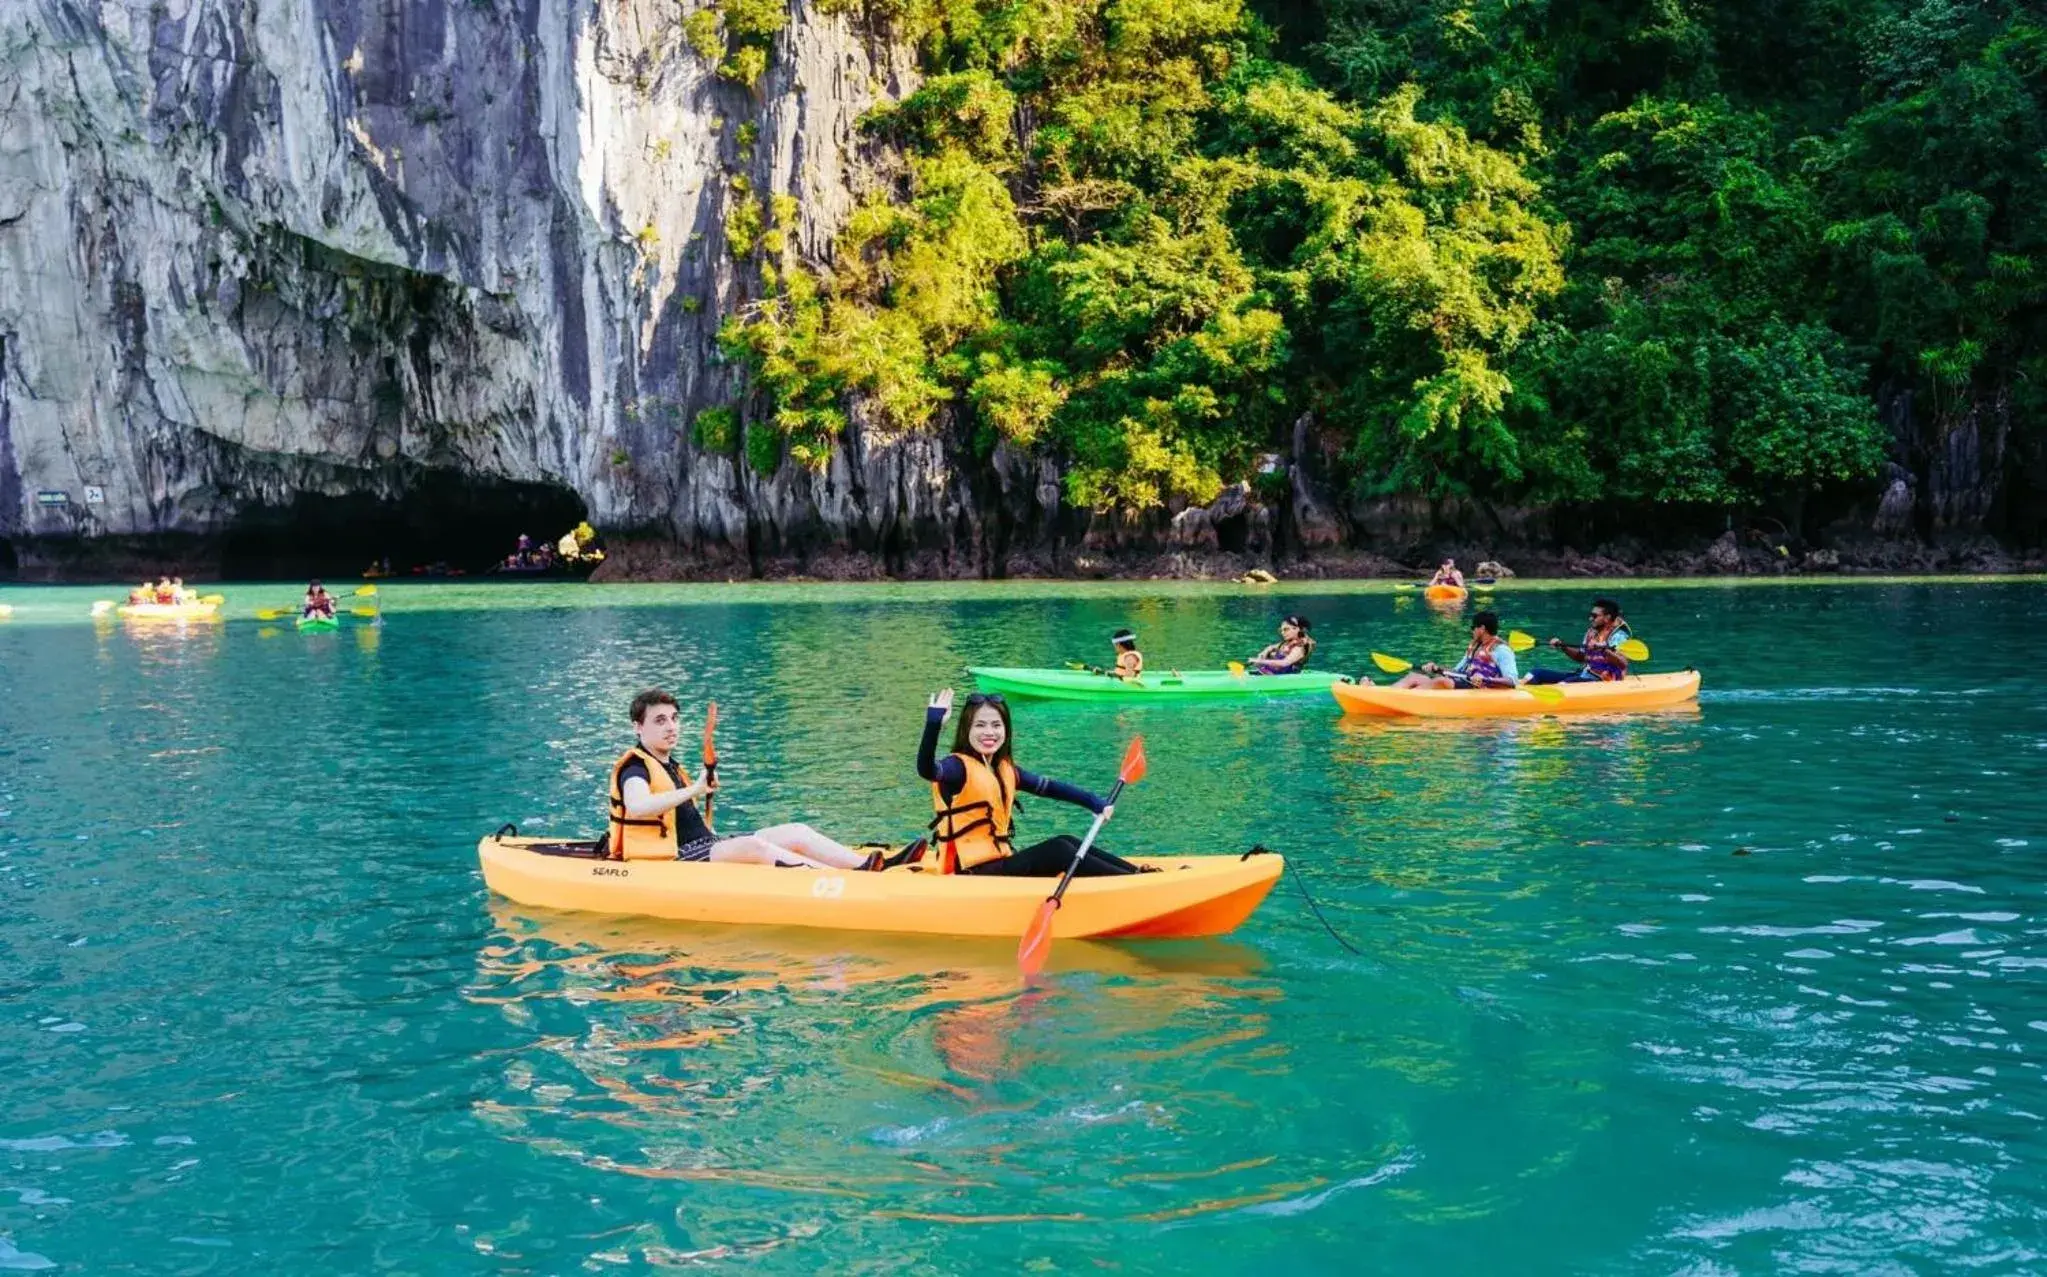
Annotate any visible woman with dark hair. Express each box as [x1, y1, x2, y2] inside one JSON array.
[[916, 688, 1147, 877], [1247, 615, 1315, 674]]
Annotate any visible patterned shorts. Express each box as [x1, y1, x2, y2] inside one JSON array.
[[677, 835, 717, 863]]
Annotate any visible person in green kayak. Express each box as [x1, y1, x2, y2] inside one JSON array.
[[302, 580, 336, 620], [610, 689, 885, 869], [917, 688, 1148, 877], [1525, 597, 1631, 685], [1388, 610, 1519, 689], [1247, 615, 1315, 675], [1110, 628, 1143, 680]]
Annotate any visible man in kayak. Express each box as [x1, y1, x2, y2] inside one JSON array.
[[1526, 598, 1631, 684], [611, 689, 885, 870], [1247, 615, 1315, 674], [1390, 610, 1519, 689], [1429, 558, 1465, 588], [303, 581, 336, 620]]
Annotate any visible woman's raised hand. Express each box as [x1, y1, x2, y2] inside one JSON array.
[[929, 688, 955, 715]]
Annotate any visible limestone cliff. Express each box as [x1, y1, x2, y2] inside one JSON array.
[[0, 0, 1058, 574]]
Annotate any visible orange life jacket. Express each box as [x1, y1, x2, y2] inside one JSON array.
[[930, 752, 1018, 873], [1116, 649, 1144, 679], [607, 746, 693, 861]]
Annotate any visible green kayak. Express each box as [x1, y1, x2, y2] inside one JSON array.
[[295, 614, 339, 632], [969, 666, 1344, 701]]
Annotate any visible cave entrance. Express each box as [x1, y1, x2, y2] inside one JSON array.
[[218, 472, 588, 579]]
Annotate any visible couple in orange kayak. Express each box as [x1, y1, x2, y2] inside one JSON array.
[[607, 687, 1140, 878], [1377, 600, 1633, 689]]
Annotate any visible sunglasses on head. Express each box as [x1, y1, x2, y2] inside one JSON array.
[[965, 692, 1006, 707]]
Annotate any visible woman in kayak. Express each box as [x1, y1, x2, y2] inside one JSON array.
[[1428, 558, 1465, 588], [1247, 615, 1315, 675], [1388, 610, 1519, 689], [918, 688, 1147, 877], [1526, 597, 1631, 684], [303, 581, 336, 620], [611, 689, 886, 870]]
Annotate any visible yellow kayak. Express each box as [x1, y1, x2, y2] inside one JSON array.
[[115, 601, 221, 622], [1333, 670, 1702, 717], [478, 834, 1283, 940]]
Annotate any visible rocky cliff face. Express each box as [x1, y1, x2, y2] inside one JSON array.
[[2, 0, 2033, 581], [0, 0, 1061, 575]]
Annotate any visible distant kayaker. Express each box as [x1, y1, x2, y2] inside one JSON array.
[[1527, 598, 1631, 685], [611, 689, 886, 870], [918, 688, 1148, 877], [1429, 558, 1466, 588], [303, 581, 336, 620], [152, 576, 176, 604], [1111, 629, 1143, 680], [1389, 610, 1519, 689], [1248, 615, 1315, 675]]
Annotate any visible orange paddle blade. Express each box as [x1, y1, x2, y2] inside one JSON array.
[[1119, 737, 1147, 785], [702, 701, 719, 767], [1017, 898, 1058, 978]]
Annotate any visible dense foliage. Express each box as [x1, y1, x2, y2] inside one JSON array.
[[710, 0, 2047, 537]]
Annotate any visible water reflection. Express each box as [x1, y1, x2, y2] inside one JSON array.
[[462, 904, 1367, 1230]]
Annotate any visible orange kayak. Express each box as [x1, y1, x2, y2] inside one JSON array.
[[1333, 670, 1702, 717], [1422, 584, 1468, 602], [477, 835, 1283, 941]]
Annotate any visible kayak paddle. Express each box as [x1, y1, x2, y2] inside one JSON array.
[[701, 700, 719, 827], [1363, 652, 1563, 702], [1018, 736, 1147, 979], [1228, 661, 1247, 677], [1523, 634, 1649, 662], [90, 600, 114, 616]]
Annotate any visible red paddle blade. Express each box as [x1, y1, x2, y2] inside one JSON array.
[[1119, 736, 1147, 785], [1017, 898, 1058, 978], [702, 701, 719, 767]]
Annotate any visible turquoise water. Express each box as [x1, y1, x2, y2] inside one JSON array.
[[1, 580, 2043, 1272]]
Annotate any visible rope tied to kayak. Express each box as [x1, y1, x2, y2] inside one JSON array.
[[1242, 845, 1367, 957]]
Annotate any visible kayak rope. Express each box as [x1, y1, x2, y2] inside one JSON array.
[[1243, 845, 1367, 957]]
